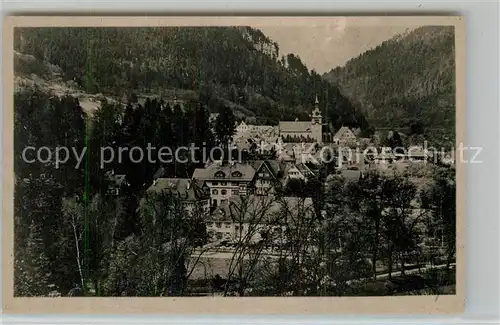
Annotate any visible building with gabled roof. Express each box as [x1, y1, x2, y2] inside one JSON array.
[[205, 195, 315, 242], [278, 95, 323, 143], [191, 160, 285, 207], [283, 162, 314, 183], [333, 126, 357, 147], [146, 177, 210, 214]]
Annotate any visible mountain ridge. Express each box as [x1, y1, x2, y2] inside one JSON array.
[[14, 27, 371, 133], [323, 25, 455, 146]]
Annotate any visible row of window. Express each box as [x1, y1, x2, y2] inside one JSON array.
[[211, 181, 239, 186], [214, 171, 243, 178], [211, 222, 231, 228], [208, 222, 243, 231], [212, 189, 239, 195]]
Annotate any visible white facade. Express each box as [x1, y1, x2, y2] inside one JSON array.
[[278, 96, 323, 144]]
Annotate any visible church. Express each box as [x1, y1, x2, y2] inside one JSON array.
[[278, 95, 323, 143]]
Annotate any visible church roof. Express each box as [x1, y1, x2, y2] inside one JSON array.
[[279, 121, 312, 133]]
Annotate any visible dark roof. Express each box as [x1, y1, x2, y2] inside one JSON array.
[[251, 160, 281, 178], [279, 121, 312, 133], [192, 162, 256, 181], [147, 178, 207, 201]]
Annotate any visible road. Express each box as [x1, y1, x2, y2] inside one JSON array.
[[346, 262, 456, 285], [192, 247, 456, 283]]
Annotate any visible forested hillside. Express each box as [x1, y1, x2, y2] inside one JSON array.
[[323, 26, 455, 146], [14, 27, 369, 132]]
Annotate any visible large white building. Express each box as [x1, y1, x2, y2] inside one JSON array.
[[206, 195, 315, 242], [191, 160, 283, 207], [278, 95, 323, 143]]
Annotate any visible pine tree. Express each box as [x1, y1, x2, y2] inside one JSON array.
[[214, 105, 236, 148], [14, 221, 53, 296]]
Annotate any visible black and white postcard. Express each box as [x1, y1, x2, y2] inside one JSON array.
[[2, 16, 466, 314]]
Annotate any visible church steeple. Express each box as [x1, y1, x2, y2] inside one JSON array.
[[311, 94, 322, 124]]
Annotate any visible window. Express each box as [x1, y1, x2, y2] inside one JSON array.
[[235, 225, 240, 231], [232, 189, 239, 195], [212, 189, 218, 195], [214, 171, 225, 178], [221, 190, 227, 195], [231, 171, 242, 177], [212, 182, 219, 186], [225, 223, 231, 228], [216, 233, 223, 239], [221, 182, 227, 186], [216, 222, 222, 228]]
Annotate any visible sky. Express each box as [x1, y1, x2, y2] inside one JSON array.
[[257, 18, 420, 74]]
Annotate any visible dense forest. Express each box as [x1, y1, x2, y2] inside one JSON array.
[[13, 89, 230, 296], [14, 27, 370, 133], [323, 26, 455, 147]]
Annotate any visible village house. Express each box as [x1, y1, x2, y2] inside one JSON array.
[[283, 162, 314, 183], [251, 160, 282, 195], [105, 170, 128, 196], [206, 195, 315, 243], [333, 126, 357, 147], [192, 161, 255, 207], [146, 178, 211, 214], [278, 95, 323, 144], [191, 160, 284, 207], [235, 120, 251, 134]]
